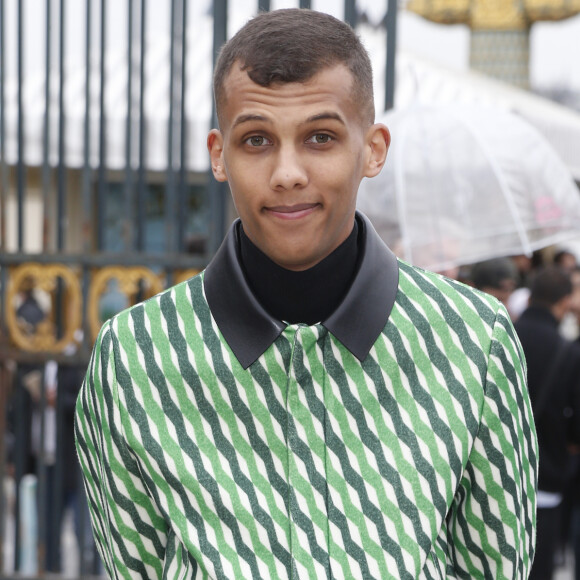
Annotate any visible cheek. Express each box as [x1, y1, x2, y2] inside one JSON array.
[[318, 162, 363, 205], [229, 151, 269, 183], [326, 147, 365, 183], [225, 164, 263, 207], [318, 158, 356, 187]]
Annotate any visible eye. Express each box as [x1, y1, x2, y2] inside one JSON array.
[[307, 133, 332, 144], [245, 135, 272, 147]]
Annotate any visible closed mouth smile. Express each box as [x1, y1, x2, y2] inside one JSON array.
[[265, 203, 320, 220]]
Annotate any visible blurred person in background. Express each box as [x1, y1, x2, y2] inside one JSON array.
[[560, 266, 580, 341], [469, 257, 518, 315], [8, 281, 98, 575], [554, 249, 578, 273], [508, 251, 547, 322], [42, 354, 99, 575], [562, 266, 580, 580], [9, 277, 47, 505], [515, 266, 580, 580]]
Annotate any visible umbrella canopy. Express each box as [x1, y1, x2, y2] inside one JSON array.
[[357, 104, 580, 273]]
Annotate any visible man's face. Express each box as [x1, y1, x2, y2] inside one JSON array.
[[208, 64, 389, 271]]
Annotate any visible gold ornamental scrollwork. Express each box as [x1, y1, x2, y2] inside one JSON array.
[[88, 266, 164, 342], [6, 263, 82, 353]]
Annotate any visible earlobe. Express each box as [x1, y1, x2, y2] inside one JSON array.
[[364, 123, 390, 178], [207, 129, 228, 182]]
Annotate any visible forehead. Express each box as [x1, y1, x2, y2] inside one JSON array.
[[219, 63, 362, 130]]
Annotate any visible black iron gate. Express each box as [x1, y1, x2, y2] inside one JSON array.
[[0, 1, 397, 577]]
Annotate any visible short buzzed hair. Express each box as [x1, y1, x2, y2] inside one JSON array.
[[213, 9, 375, 127]]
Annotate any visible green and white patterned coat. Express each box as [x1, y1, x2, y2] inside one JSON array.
[[75, 216, 537, 579]]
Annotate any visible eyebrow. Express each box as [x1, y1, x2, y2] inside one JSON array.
[[305, 112, 346, 125], [231, 111, 346, 129], [232, 114, 269, 129]]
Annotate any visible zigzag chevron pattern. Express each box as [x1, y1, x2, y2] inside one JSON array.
[[75, 260, 537, 579]]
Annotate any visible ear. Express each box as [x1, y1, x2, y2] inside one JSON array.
[[363, 123, 390, 178], [207, 129, 228, 182]]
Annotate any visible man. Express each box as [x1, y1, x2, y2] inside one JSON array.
[[75, 9, 537, 579], [514, 266, 580, 580]]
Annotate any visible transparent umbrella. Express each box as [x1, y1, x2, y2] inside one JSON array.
[[357, 104, 580, 273]]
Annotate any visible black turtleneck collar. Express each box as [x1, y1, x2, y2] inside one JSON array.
[[203, 212, 399, 369], [239, 220, 359, 325]]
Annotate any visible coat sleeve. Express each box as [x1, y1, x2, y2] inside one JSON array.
[[446, 305, 538, 579], [74, 321, 168, 579]]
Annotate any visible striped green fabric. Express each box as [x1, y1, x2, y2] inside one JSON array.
[[75, 260, 537, 579]]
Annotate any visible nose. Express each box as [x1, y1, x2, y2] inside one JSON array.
[[269, 146, 308, 191]]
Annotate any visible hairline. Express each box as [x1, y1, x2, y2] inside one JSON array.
[[215, 60, 375, 130]]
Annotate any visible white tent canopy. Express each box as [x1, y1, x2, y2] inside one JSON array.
[[4, 21, 580, 179]]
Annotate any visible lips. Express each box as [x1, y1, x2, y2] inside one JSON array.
[[265, 203, 320, 220]]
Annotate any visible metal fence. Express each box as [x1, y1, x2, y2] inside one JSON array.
[[0, 0, 397, 577]]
